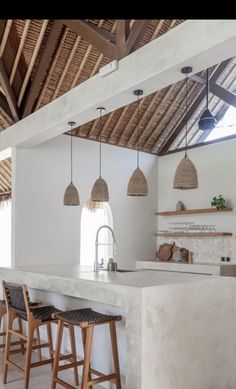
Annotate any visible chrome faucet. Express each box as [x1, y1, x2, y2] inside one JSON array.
[[94, 225, 116, 272]]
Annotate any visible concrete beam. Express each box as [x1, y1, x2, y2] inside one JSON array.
[[1, 20, 236, 150], [0, 147, 11, 161]]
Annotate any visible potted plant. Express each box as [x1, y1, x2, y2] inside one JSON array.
[[211, 195, 226, 210]]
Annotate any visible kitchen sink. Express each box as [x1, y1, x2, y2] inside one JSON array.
[[116, 269, 137, 272]]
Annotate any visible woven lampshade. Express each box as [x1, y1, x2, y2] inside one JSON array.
[[127, 167, 148, 196], [91, 177, 109, 202], [173, 156, 198, 190], [64, 183, 80, 205]]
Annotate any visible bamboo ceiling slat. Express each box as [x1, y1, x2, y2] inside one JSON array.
[[145, 81, 195, 151], [17, 20, 48, 107], [34, 27, 68, 110], [52, 35, 81, 100]]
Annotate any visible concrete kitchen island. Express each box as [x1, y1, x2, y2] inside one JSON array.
[[0, 265, 236, 389]]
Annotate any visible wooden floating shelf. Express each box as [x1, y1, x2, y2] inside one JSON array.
[[156, 232, 233, 237], [155, 207, 233, 216]]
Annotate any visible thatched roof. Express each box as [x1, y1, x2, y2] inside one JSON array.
[[0, 19, 235, 196]]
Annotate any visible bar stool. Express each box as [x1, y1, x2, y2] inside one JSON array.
[[0, 299, 41, 353], [51, 308, 122, 389], [0, 300, 25, 354], [2, 281, 78, 389]]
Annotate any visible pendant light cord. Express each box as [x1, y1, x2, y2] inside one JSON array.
[[99, 109, 102, 178], [137, 94, 140, 168], [206, 68, 209, 109], [70, 124, 73, 183], [185, 73, 188, 158]]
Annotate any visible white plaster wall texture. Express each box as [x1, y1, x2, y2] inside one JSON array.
[[12, 135, 158, 268], [157, 138, 236, 264], [141, 278, 236, 389]]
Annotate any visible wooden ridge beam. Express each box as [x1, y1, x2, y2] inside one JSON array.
[[116, 20, 130, 59], [23, 20, 62, 118], [0, 58, 19, 121], [60, 19, 116, 60], [157, 59, 231, 155]]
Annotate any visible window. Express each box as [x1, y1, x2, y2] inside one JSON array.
[[204, 106, 236, 142], [0, 201, 11, 267], [80, 201, 113, 267]]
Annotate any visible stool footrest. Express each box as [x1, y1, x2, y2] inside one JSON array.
[[89, 367, 117, 384], [30, 358, 54, 368], [58, 360, 83, 372], [32, 342, 50, 350], [54, 377, 76, 389], [8, 348, 26, 355], [88, 372, 117, 386], [7, 359, 25, 374]]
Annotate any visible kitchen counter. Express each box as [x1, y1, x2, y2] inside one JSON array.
[[136, 260, 236, 276], [0, 265, 236, 389]]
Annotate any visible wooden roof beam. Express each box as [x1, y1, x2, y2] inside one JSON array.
[[116, 20, 130, 59], [0, 58, 19, 121], [125, 20, 149, 55], [85, 21, 116, 43], [2, 21, 236, 150], [22, 21, 62, 118], [191, 74, 236, 107], [60, 19, 117, 60], [157, 60, 231, 155]]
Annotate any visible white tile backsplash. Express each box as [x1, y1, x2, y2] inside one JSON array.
[[157, 236, 236, 263]]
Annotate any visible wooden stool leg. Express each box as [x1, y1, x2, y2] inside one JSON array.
[[82, 328, 92, 388], [3, 310, 14, 384], [24, 324, 34, 389], [36, 327, 42, 361], [109, 322, 121, 389], [81, 326, 94, 389], [0, 307, 6, 350], [51, 320, 64, 389], [47, 323, 53, 369], [68, 324, 79, 386], [18, 317, 25, 354]]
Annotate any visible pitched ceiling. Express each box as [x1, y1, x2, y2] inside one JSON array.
[[0, 19, 236, 197]]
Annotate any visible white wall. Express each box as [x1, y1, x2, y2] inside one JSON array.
[[157, 138, 236, 263], [0, 202, 11, 266], [12, 135, 157, 268]]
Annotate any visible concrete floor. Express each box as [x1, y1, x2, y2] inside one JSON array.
[[0, 351, 103, 388]]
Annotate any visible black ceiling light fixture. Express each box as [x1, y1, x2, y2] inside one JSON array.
[[198, 68, 217, 130]]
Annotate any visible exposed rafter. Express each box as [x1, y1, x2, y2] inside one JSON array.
[[125, 20, 150, 55], [23, 20, 62, 117], [60, 19, 117, 60], [0, 58, 19, 121]]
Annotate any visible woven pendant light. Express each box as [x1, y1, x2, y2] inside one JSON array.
[[173, 67, 198, 190], [91, 108, 109, 202], [64, 121, 80, 205], [127, 90, 148, 196], [198, 68, 217, 130]]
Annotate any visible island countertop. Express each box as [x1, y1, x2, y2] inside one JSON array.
[[0, 264, 212, 288], [0, 265, 236, 389]]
